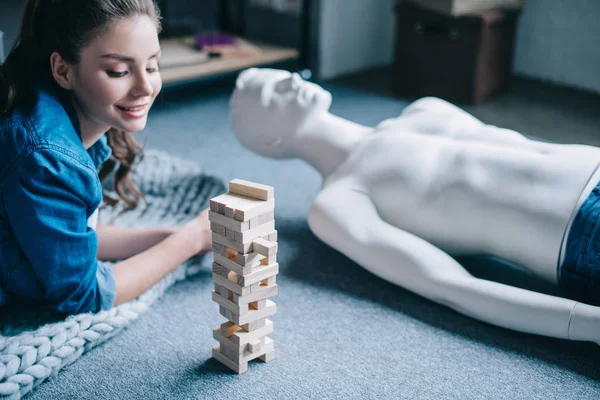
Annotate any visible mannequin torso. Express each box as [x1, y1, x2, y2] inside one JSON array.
[[229, 68, 600, 343], [324, 111, 600, 283]]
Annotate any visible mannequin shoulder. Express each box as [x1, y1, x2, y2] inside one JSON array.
[[374, 97, 484, 138], [308, 183, 374, 231]]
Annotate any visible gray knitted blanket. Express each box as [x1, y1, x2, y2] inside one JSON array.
[[0, 149, 225, 399]]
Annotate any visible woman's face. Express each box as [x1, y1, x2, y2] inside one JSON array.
[[71, 15, 162, 135]]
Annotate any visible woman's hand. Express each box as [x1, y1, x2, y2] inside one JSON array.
[[179, 208, 213, 255]]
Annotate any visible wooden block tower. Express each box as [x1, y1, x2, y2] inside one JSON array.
[[209, 179, 278, 374]]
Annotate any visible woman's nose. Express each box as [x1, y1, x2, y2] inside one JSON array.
[[132, 72, 153, 97]]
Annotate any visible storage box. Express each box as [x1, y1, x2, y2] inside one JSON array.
[[392, 3, 520, 104], [404, 0, 523, 16]]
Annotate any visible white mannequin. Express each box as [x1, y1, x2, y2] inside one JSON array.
[[229, 68, 600, 344]]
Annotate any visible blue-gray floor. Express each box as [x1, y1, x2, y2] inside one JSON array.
[[28, 71, 600, 399]]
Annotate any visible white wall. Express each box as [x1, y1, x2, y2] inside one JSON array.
[[0, 0, 27, 60], [317, 0, 600, 95], [513, 0, 600, 94], [318, 0, 396, 80]]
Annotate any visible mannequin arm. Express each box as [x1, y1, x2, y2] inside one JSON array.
[[308, 184, 600, 342]]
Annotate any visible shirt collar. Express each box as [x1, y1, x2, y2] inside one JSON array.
[[87, 134, 113, 170], [35, 80, 113, 169]]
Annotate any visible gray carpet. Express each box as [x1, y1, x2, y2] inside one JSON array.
[[27, 71, 600, 399]]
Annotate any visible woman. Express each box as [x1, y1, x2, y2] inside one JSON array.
[[0, 0, 212, 315]]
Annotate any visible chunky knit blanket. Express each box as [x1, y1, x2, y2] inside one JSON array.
[[0, 149, 225, 399]]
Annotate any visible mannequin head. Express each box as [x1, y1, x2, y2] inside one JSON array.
[[229, 68, 332, 158]]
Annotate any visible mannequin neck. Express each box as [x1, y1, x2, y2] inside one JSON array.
[[292, 112, 372, 178]]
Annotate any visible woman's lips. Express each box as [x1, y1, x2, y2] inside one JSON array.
[[116, 104, 148, 118]]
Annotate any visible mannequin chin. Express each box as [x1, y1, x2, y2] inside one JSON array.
[[230, 68, 332, 159], [229, 68, 600, 344]]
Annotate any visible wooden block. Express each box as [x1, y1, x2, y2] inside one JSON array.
[[261, 337, 274, 360], [219, 299, 276, 325], [229, 179, 274, 201], [249, 210, 275, 229], [214, 337, 274, 364], [247, 339, 263, 353], [213, 192, 275, 222], [214, 331, 248, 355], [210, 192, 243, 211], [236, 263, 279, 287], [249, 299, 267, 310], [260, 276, 276, 287], [233, 284, 278, 305], [260, 351, 275, 362], [236, 251, 265, 266], [268, 230, 278, 241], [260, 255, 277, 266], [235, 337, 274, 363], [212, 193, 246, 219], [234, 198, 275, 222], [213, 323, 273, 361], [231, 286, 262, 304], [220, 343, 242, 360], [211, 192, 275, 221], [210, 199, 227, 215], [219, 321, 242, 338], [212, 231, 253, 254], [214, 253, 258, 276], [214, 284, 231, 300], [212, 291, 249, 315], [219, 305, 234, 321], [225, 227, 236, 241], [212, 346, 248, 374], [213, 273, 252, 296], [214, 329, 265, 357], [208, 210, 250, 232], [252, 238, 278, 258], [214, 320, 273, 347], [231, 221, 275, 244], [210, 222, 227, 237], [225, 205, 236, 219], [249, 217, 260, 229], [260, 210, 275, 224], [227, 248, 239, 258], [212, 242, 228, 257], [242, 318, 268, 332], [233, 319, 273, 345], [212, 262, 230, 278]]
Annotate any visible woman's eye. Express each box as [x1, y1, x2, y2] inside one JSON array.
[[107, 71, 127, 78], [147, 67, 159, 73]]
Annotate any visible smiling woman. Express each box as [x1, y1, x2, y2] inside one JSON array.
[[0, 0, 213, 318], [61, 15, 163, 147]]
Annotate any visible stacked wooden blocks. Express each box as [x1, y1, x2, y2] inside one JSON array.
[[209, 179, 278, 374]]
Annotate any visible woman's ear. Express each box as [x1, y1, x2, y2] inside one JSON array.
[[50, 51, 75, 90]]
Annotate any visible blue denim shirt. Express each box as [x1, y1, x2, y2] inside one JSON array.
[[0, 82, 116, 314]]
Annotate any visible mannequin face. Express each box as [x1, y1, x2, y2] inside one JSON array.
[[230, 68, 332, 158]]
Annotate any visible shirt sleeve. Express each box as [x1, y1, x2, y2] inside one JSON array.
[[1, 148, 115, 314]]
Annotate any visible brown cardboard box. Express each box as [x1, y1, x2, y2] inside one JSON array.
[[404, 0, 523, 16], [392, 2, 520, 104]]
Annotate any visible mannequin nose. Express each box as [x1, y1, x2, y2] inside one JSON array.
[[291, 73, 303, 88]]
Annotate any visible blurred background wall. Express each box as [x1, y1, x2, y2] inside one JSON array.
[[317, 0, 600, 95], [1, 0, 599, 94]]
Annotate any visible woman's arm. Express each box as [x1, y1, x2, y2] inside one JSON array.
[[96, 223, 179, 261], [111, 209, 212, 306]]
